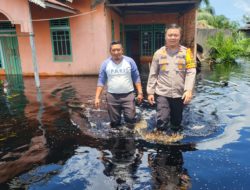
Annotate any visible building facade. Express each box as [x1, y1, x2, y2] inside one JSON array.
[[0, 0, 200, 76]]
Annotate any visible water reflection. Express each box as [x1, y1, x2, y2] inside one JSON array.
[[1, 60, 250, 189], [102, 134, 142, 190], [195, 61, 250, 150], [0, 75, 27, 118], [149, 147, 191, 190], [0, 75, 48, 184]]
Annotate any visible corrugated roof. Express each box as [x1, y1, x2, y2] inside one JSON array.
[[46, 0, 75, 10], [29, 0, 77, 13], [106, 0, 201, 15], [29, 0, 46, 8]]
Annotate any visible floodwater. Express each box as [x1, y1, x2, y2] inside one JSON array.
[[0, 60, 250, 189]]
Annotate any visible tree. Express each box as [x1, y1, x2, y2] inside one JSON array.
[[199, 0, 215, 15], [197, 1, 239, 30], [201, 0, 210, 7]]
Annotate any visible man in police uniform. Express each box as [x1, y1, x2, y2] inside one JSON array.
[[147, 24, 196, 132]]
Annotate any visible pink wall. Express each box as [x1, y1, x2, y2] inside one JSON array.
[[18, 0, 110, 76], [1, 1, 197, 76], [0, 0, 31, 32]]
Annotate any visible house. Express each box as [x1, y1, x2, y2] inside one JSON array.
[[0, 0, 201, 77], [240, 21, 250, 37]]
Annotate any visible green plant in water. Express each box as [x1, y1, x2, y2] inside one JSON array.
[[209, 63, 242, 82], [207, 31, 250, 64]]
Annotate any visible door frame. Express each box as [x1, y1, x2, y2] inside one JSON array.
[[0, 40, 5, 69]]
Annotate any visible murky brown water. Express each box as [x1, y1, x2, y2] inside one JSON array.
[[1, 60, 250, 189]]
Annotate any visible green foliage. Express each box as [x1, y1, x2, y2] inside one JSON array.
[[198, 0, 240, 30], [198, 9, 240, 30], [209, 63, 242, 82], [234, 32, 250, 57], [207, 32, 250, 64]]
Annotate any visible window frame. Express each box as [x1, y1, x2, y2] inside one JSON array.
[[50, 19, 73, 62], [140, 24, 165, 56]]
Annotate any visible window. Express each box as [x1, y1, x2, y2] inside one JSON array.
[[141, 24, 165, 56], [141, 31, 153, 56], [50, 19, 72, 62], [154, 24, 165, 51], [0, 22, 16, 69], [0, 22, 15, 31], [141, 25, 153, 56]]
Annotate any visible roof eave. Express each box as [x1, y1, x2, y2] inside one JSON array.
[[45, 1, 78, 14]]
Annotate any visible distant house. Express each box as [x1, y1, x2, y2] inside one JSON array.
[[0, 0, 201, 76], [240, 22, 250, 37]]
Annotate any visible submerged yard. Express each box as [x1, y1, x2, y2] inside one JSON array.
[[0, 60, 250, 189]]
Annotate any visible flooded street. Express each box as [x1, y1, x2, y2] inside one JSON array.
[[1, 60, 250, 189]]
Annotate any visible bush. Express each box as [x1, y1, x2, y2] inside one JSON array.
[[207, 31, 250, 64]]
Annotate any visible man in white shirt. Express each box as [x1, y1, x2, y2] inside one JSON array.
[[95, 41, 143, 127]]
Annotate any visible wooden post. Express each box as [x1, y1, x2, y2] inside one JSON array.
[[28, 4, 40, 88]]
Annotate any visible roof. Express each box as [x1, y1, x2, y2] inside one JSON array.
[[106, 0, 201, 15], [29, 0, 77, 13], [240, 22, 250, 31], [29, 0, 46, 8]]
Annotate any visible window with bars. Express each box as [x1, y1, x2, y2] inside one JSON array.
[[0, 22, 15, 31], [50, 19, 72, 62], [141, 31, 153, 56], [154, 30, 165, 50], [141, 24, 165, 56]]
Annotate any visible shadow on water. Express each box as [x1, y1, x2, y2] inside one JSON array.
[[0, 59, 250, 189]]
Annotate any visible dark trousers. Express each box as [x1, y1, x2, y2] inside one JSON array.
[[156, 95, 184, 129], [106, 92, 136, 127]]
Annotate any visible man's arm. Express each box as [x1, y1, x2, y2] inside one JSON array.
[[95, 61, 108, 108], [135, 82, 143, 103], [129, 58, 143, 103], [147, 53, 159, 105], [183, 49, 196, 104], [95, 86, 104, 108]]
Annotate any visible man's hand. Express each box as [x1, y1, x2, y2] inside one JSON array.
[[95, 86, 103, 109], [148, 94, 155, 105], [137, 93, 143, 104], [182, 90, 193, 104], [95, 98, 101, 109]]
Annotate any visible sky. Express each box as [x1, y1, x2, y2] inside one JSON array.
[[208, 0, 250, 25]]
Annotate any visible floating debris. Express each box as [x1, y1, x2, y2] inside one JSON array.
[[134, 120, 183, 144]]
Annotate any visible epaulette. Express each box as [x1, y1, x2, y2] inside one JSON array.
[[179, 45, 187, 51]]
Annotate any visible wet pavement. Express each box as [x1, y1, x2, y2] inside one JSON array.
[[0, 59, 250, 189]]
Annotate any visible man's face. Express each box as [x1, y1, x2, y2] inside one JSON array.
[[166, 28, 181, 48], [110, 44, 123, 61]]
